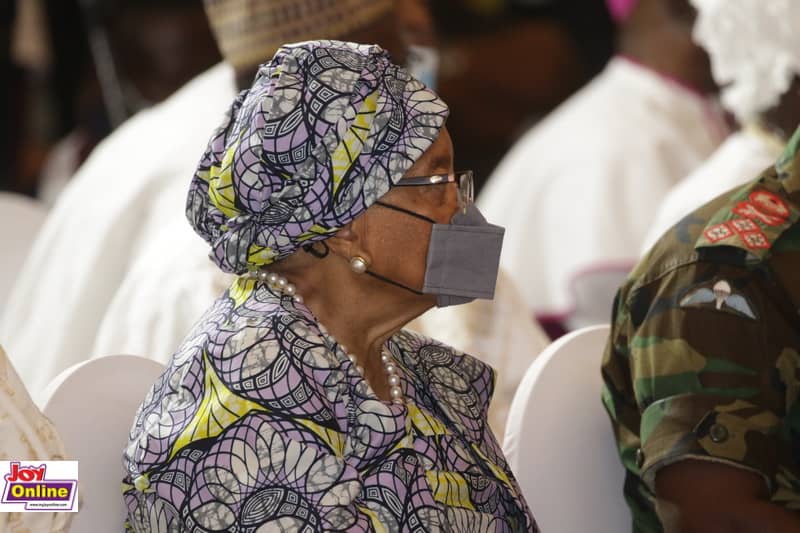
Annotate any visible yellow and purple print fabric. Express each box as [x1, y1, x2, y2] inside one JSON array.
[[122, 280, 537, 531], [186, 40, 449, 274]]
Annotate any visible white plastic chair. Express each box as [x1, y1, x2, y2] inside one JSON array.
[[503, 324, 630, 533], [41, 355, 165, 533], [0, 192, 48, 305]]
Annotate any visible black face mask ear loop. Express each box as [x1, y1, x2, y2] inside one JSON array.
[[302, 241, 330, 259], [373, 201, 437, 224], [364, 270, 425, 295], [366, 201, 436, 296]]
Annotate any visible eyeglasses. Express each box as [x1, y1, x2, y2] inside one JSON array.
[[395, 170, 474, 213]]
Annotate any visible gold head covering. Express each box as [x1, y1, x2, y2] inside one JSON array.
[[203, 0, 394, 71]]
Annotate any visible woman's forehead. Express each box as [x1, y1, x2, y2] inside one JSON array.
[[403, 130, 454, 178]]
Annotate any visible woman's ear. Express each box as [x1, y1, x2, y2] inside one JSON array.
[[332, 224, 357, 242], [327, 218, 372, 266]]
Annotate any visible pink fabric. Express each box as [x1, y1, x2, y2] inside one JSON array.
[[606, 0, 639, 23]]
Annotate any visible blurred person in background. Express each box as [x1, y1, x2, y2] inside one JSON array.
[[3, 1, 21, 193], [2, 0, 219, 199], [36, 0, 221, 204], [431, 0, 614, 192], [4, 0, 53, 196], [478, 0, 728, 339], [643, 0, 800, 251]]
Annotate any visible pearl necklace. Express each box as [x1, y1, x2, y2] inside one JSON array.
[[249, 269, 303, 303], [345, 348, 404, 404], [247, 269, 404, 404]]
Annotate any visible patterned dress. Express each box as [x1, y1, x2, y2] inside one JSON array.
[[122, 278, 536, 532]]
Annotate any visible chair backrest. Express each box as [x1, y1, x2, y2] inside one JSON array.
[[503, 324, 630, 533], [42, 355, 165, 533], [0, 192, 48, 305]]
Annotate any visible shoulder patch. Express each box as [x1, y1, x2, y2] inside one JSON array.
[[679, 279, 758, 320], [696, 175, 800, 261]]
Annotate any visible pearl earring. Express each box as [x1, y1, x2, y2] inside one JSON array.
[[350, 256, 369, 274]]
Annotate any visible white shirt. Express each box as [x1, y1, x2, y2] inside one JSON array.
[[641, 127, 784, 253], [477, 57, 726, 329], [0, 63, 237, 402]]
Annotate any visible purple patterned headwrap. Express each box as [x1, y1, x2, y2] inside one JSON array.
[[187, 40, 450, 274]]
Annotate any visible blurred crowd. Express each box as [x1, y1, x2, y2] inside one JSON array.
[[3, 0, 614, 200], [3, 0, 222, 200]]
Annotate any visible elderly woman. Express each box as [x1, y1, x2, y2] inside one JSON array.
[[122, 40, 536, 532]]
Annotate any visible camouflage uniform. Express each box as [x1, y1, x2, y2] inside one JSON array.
[[602, 126, 800, 532]]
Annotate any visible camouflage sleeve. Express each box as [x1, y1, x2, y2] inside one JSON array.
[[602, 285, 664, 530], [602, 287, 641, 476], [608, 260, 791, 495]]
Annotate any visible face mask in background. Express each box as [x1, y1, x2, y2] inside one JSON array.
[[406, 44, 440, 90]]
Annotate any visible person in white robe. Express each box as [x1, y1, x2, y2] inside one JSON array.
[[642, 0, 800, 252], [477, 0, 728, 336], [2, 0, 548, 436], [0, 62, 236, 404]]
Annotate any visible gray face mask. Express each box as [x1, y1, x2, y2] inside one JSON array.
[[369, 202, 505, 307]]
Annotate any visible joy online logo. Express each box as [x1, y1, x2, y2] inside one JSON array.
[[1, 462, 78, 511]]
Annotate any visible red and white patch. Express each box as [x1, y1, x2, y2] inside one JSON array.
[[704, 223, 734, 243], [730, 218, 759, 234], [741, 230, 770, 250], [733, 201, 786, 226], [749, 190, 789, 220]]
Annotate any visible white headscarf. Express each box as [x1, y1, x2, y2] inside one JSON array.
[[691, 0, 800, 123]]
